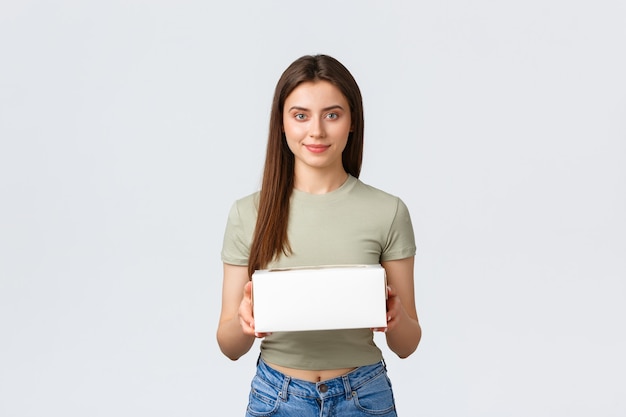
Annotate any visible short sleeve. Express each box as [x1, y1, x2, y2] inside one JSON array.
[[221, 200, 252, 266], [381, 198, 416, 261]]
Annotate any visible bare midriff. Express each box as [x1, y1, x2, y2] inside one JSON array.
[[265, 361, 357, 383]]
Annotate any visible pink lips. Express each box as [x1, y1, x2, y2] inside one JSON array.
[[304, 144, 330, 154]]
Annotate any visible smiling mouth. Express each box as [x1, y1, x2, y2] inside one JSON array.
[[304, 144, 330, 153]]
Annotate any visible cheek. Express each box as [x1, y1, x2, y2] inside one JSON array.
[[338, 124, 352, 147], [339, 136, 349, 153], [283, 134, 299, 154], [282, 120, 303, 139]]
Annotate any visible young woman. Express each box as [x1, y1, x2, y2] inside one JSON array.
[[217, 54, 421, 417]]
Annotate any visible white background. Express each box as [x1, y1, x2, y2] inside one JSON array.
[[1, 1, 625, 416]]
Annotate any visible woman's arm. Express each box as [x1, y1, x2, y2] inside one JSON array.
[[380, 257, 422, 358], [216, 263, 260, 360]]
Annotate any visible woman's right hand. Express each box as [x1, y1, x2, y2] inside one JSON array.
[[238, 281, 271, 338], [217, 264, 267, 360]]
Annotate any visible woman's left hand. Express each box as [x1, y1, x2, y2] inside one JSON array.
[[372, 285, 405, 333]]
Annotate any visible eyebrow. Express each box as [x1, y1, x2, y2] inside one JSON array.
[[288, 105, 345, 112]]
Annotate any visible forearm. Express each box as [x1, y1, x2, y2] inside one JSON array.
[[385, 310, 422, 358], [217, 317, 256, 361]]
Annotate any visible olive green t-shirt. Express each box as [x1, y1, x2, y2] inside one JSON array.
[[221, 175, 416, 370]]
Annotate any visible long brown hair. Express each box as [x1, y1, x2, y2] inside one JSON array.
[[247, 55, 365, 277]]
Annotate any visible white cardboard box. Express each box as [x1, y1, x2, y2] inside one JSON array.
[[252, 265, 387, 333]]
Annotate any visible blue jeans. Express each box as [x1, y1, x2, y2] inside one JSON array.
[[245, 357, 398, 417]]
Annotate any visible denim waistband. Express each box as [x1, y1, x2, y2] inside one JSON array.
[[255, 357, 387, 400]]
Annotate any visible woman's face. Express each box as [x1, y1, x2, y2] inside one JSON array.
[[283, 80, 352, 175]]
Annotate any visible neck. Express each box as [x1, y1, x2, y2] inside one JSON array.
[[293, 165, 349, 194]]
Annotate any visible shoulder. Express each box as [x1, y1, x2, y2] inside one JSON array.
[[350, 179, 413, 225], [229, 192, 259, 215], [353, 179, 396, 198], [352, 178, 406, 208], [225, 192, 260, 228]]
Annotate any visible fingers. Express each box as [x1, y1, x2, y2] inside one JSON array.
[[243, 280, 253, 299], [238, 308, 255, 336], [386, 285, 398, 299], [373, 286, 395, 333], [238, 281, 255, 335], [382, 285, 403, 332], [239, 281, 271, 338]]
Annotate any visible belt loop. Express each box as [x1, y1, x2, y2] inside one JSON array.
[[342, 375, 352, 400], [279, 376, 291, 401]]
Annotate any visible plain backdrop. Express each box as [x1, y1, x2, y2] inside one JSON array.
[[1, 1, 625, 416]]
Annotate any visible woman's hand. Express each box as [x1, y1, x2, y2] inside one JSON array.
[[377, 257, 422, 358], [217, 264, 267, 360], [372, 285, 406, 333], [238, 281, 271, 338]]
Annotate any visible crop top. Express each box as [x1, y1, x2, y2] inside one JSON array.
[[221, 175, 416, 370]]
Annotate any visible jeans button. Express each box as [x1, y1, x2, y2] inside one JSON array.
[[318, 383, 328, 393]]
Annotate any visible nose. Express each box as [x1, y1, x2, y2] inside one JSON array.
[[309, 117, 326, 139]]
